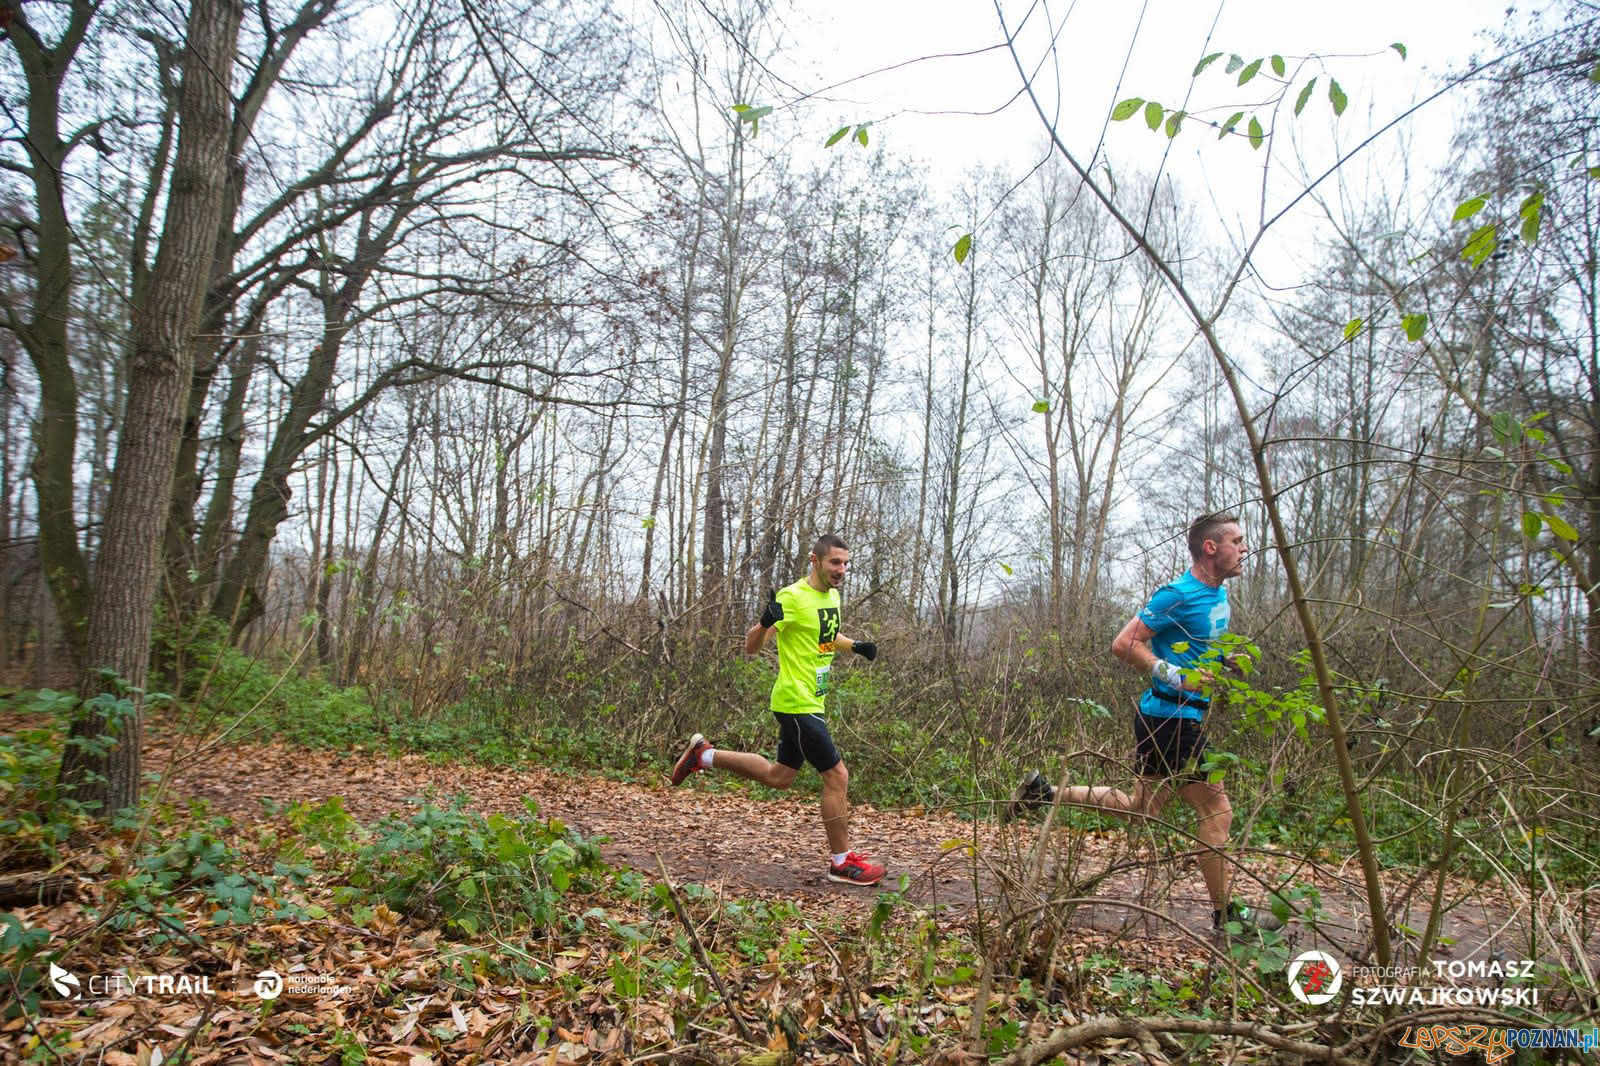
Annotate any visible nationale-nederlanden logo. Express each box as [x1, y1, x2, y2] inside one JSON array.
[[250, 967, 349, 1000], [253, 969, 285, 1000]]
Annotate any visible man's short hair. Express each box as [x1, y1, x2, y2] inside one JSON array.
[[1187, 513, 1239, 560], [812, 533, 849, 558]]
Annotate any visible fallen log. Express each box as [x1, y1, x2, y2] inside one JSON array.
[[0, 870, 77, 907]]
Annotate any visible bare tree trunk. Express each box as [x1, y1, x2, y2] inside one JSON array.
[[0, 340, 13, 668], [640, 190, 703, 607], [940, 249, 980, 645], [573, 405, 619, 580], [315, 442, 337, 666], [211, 191, 416, 633], [700, 124, 748, 623], [344, 399, 418, 684], [60, 0, 244, 813], [843, 294, 881, 537], [912, 254, 937, 619], [758, 279, 803, 590], [2, 1, 98, 665], [210, 334, 341, 633], [1034, 216, 1064, 632]]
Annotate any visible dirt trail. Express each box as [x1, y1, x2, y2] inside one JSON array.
[[142, 731, 1596, 971]]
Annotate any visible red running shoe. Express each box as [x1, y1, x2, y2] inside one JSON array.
[[670, 733, 711, 785], [828, 851, 886, 886]]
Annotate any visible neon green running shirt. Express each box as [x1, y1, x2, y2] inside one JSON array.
[[770, 578, 841, 714]]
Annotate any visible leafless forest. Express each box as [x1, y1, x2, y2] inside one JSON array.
[[1, 0, 1597, 978]]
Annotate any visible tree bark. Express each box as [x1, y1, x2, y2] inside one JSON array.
[[59, 0, 244, 813], [343, 401, 417, 685], [2, 0, 98, 665], [165, 0, 342, 621]]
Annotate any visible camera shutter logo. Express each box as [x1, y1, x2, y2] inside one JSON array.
[[1288, 951, 1343, 1006], [48, 962, 80, 999], [253, 969, 284, 1000]]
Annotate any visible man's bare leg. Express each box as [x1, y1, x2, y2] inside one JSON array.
[[1056, 776, 1172, 822], [1177, 779, 1233, 912], [819, 762, 850, 855], [698, 750, 852, 856]]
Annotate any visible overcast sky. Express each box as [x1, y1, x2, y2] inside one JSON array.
[[763, 0, 1516, 283], [780, 0, 1509, 164]]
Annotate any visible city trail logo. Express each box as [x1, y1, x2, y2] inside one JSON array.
[[1288, 950, 1343, 1006], [46, 962, 214, 998], [48, 962, 80, 999]]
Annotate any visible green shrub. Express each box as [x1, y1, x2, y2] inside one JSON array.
[[187, 646, 381, 748], [0, 688, 124, 864], [343, 795, 605, 938], [104, 811, 312, 936], [0, 913, 52, 1019]]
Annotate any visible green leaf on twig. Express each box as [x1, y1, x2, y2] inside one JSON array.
[[1540, 512, 1578, 541], [731, 103, 773, 134], [1519, 190, 1543, 244], [1294, 78, 1317, 116], [1328, 79, 1348, 115], [1463, 223, 1497, 266], [1112, 97, 1144, 121]]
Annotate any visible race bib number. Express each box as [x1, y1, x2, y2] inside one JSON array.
[[815, 665, 830, 697]]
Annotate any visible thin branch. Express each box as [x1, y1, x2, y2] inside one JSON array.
[[653, 855, 755, 1043]]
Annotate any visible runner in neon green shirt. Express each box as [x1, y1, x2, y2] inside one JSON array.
[[670, 533, 885, 886], [768, 577, 841, 715]]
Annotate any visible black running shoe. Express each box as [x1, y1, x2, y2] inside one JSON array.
[[1004, 770, 1053, 821]]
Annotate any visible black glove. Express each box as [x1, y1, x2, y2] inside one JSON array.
[[852, 641, 877, 662], [759, 589, 783, 629]]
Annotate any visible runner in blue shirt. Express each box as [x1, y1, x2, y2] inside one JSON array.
[[1008, 513, 1280, 936]]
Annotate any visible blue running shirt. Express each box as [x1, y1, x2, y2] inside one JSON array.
[[1137, 572, 1229, 721]]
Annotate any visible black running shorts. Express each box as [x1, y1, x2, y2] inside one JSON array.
[[774, 712, 842, 772], [1133, 710, 1208, 782]]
